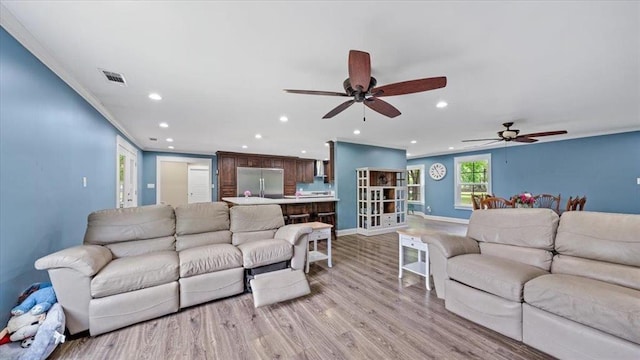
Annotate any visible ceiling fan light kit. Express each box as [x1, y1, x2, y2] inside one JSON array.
[[284, 50, 447, 120]]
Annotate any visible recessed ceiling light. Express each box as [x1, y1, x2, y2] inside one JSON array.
[[324, 142, 330, 147], [448, 146, 455, 150], [301, 150, 306, 154], [149, 93, 162, 101], [242, 145, 248, 149], [411, 140, 417, 144], [168, 146, 174, 149], [166, 138, 174, 142], [279, 116, 288, 122], [324, 158, 329, 161], [436, 100, 448, 108], [255, 134, 262, 139], [353, 129, 361, 135], [407, 153, 412, 156], [159, 122, 169, 128]]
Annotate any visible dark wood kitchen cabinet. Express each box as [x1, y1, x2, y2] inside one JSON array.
[[283, 159, 297, 195], [218, 155, 237, 198], [296, 159, 315, 183], [217, 151, 310, 199]]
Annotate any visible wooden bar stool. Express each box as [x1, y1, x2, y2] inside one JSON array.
[[287, 213, 310, 224], [316, 211, 335, 226], [317, 211, 336, 239]]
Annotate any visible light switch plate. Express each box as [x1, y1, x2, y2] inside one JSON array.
[[637, 177, 640, 185], [147, 183, 155, 189]]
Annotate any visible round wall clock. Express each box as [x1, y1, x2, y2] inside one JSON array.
[[429, 163, 447, 180]]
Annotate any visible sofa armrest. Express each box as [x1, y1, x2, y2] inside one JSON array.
[[421, 233, 479, 300], [275, 225, 312, 246], [422, 233, 479, 258], [35, 245, 113, 277]]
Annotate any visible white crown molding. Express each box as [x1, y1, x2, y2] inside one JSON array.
[[0, 4, 143, 150]]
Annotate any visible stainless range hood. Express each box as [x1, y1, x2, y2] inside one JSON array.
[[314, 160, 325, 177]]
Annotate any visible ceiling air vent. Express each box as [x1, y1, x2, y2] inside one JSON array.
[[100, 69, 127, 86]]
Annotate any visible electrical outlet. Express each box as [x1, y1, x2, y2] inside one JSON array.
[[82, 177, 87, 187], [426, 206, 432, 213], [637, 177, 640, 185]]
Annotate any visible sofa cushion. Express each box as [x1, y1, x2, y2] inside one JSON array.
[[179, 244, 242, 278], [106, 236, 175, 258], [237, 239, 292, 269], [91, 251, 179, 298], [447, 254, 549, 301], [555, 211, 640, 267], [552, 254, 640, 291], [175, 202, 230, 236], [479, 243, 552, 271], [176, 230, 232, 251], [232, 229, 278, 246], [229, 205, 284, 233], [84, 205, 175, 245], [524, 274, 640, 344], [467, 208, 558, 251]]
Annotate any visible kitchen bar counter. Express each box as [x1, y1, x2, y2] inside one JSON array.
[[222, 197, 338, 237], [222, 197, 339, 205]]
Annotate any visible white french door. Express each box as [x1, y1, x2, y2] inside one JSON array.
[[116, 135, 138, 208]]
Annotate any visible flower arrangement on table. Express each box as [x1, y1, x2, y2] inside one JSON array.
[[514, 192, 535, 207], [295, 191, 303, 199], [243, 190, 251, 198]]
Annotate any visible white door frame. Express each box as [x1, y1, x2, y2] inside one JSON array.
[[116, 135, 138, 208], [156, 156, 212, 205]]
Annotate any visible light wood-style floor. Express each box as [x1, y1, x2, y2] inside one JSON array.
[[50, 216, 552, 359]]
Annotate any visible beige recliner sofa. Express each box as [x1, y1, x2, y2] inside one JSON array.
[[425, 209, 640, 359], [35, 202, 311, 336]]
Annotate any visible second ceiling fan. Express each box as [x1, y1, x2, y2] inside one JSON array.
[[284, 50, 447, 119]]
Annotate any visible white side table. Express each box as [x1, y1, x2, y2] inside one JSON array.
[[397, 229, 430, 290], [305, 222, 333, 273]]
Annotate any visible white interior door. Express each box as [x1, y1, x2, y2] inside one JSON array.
[[188, 165, 211, 203], [117, 136, 138, 208]]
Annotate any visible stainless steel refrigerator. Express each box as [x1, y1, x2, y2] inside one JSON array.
[[236, 167, 284, 198]]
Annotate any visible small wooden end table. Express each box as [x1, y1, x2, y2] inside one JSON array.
[[397, 228, 430, 290], [305, 222, 333, 273]]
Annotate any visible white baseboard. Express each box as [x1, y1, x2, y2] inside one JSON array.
[[410, 212, 470, 225], [336, 228, 357, 237]]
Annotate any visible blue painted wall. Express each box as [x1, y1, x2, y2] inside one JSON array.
[[141, 152, 218, 205], [408, 131, 640, 218], [0, 28, 142, 322], [335, 141, 407, 230]]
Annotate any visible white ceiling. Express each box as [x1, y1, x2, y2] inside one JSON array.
[[2, 1, 638, 160]]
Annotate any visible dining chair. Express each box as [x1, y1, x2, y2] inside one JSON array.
[[481, 197, 514, 209], [471, 194, 483, 210], [565, 196, 587, 211], [577, 196, 587, 211], [472, 194, 494, 210], [534, 193, 561, 213]]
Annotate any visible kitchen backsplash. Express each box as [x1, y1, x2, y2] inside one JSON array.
[[296, 178, 332, 192]]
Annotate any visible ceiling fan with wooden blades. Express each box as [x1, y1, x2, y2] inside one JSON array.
[[462, 122, 568, 144], [284, 50, 447, 119]]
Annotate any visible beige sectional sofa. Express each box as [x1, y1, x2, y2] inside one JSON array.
[[35, 202, 311, 336], [425, 209, 640, 359]]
